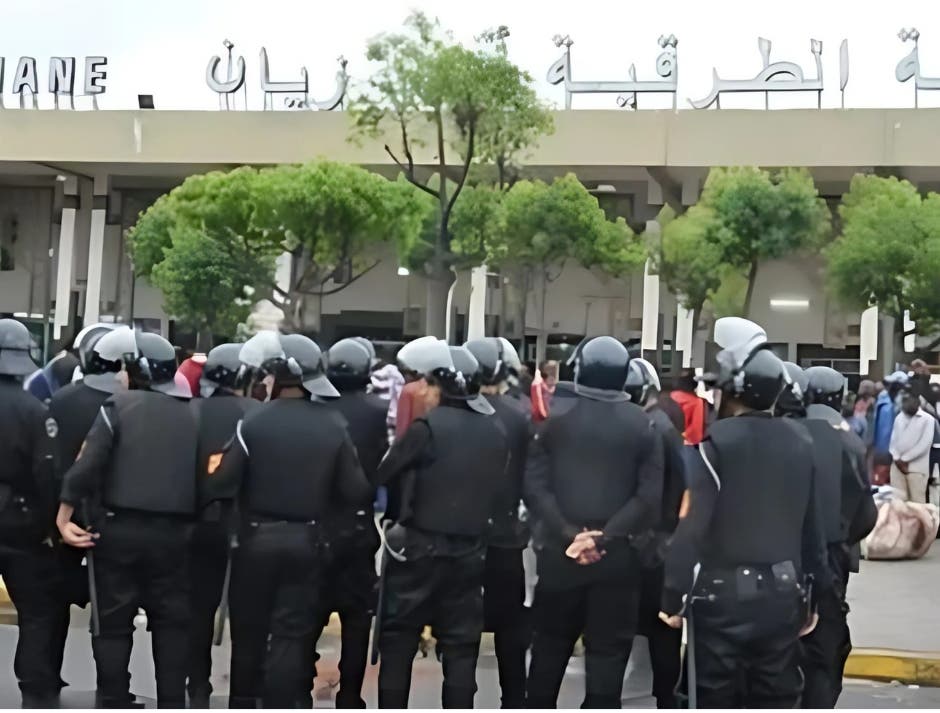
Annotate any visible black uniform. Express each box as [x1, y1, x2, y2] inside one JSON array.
[[186, 393, 255, 706], [46, 380, 115, 694], [799, 404, 877, 709], [318, 390, 387, 709], [206, 397, 371, 709], [662, 414, 830, 709], [483, 391, 531, 709], [524, 383, 664, 709], [59, 389, 199, 709], [374, 403, 509, 709], [636, 405, 686, 710], [0, 377, 58, 704]]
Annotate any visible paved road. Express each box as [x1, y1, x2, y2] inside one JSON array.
[[1, 610, 938, 708]]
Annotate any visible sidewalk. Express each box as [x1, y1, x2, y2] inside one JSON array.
[[844, 544, 940, 684]]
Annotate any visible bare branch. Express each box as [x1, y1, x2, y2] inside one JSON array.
[[296, 261, 383, 296], [446, 120, 476, 217], [386, 144, 439, 199]]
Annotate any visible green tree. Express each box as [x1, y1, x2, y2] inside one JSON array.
[[826, 175, 940, 348], [453, 175, 644, 362], [253, 162, 428, 332], [349, 11, 552, 337], [701, 167, 831, 314], [150, 225, 265, 350], [128, 162, 429, 343], [655, 167, 830, 324]]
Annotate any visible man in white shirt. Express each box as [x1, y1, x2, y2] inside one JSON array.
[[890, 391, 936, 503]]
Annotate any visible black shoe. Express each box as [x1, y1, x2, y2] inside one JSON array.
[[21, 692, 60, 709], [188, 687, 212, 709]]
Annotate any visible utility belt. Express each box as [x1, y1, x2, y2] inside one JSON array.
[[383, 522, 485, 563], [243, 511, 322, 528], [0, 484, 47, 550], [694, 560, 805, 603]]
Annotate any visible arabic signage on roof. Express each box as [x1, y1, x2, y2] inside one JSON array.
[[0, 27, 936, 111]]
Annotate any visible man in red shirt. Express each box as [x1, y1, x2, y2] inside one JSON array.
[[531, 360, 558, 423], [670, 371, 706, 445]]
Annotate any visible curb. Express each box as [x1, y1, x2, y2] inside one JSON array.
[[845, 649, 940, 686]]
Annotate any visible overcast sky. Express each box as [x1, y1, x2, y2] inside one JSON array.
[[4, 0, 940, 111]]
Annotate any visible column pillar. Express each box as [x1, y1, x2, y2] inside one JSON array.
[[53, 177, 79, 340], [83, 175, 110, 325]]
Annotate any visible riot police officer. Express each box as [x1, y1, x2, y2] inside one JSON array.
[[0, 318, 59, 707], [205, 331, 371, 709], [373, 338, 508, 709], [525, 336, 664, 709], [57, 327, 198, 709], [464, 337, 530, 709], [315, 337, 387, 709], [185, 343, 256, 708], [624, 357, 686, 709], [46, 322, 120, 697], [799, 365, 877, 708], [660, 318, 830, 708]]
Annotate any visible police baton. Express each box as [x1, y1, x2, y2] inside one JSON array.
[[370, 521, 391, 666], [213, 532, 238, 646], [81, 500, 100, 638]]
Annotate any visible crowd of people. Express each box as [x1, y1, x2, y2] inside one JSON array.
[[0, 312, 906, 709]]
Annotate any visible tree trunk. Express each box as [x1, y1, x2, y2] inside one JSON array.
[[535, 268, 549, 365], [743, 260, 759, 318], [195, 327, 214, 353]]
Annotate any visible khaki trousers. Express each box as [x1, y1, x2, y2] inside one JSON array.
[[890, 464, 929, 504]]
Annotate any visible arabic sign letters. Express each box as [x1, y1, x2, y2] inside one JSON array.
[[896, 28, 940, 108], [206, 40, 348, 111]]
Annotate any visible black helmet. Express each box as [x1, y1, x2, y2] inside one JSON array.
[[200, 343, 246, 397], [350, 337, 377, 364], [775, 361, 808, 416], [624, 357, 660, 405], [450, 346, 483, 396], [0, 318, 39, 376], [574, 336, 630, 392], [493, 337, 522, 377], [716, 347, 786, 412], [804, 366, 846, 411], [280, 334, 339, 398], [464, 338, 502, 386], [73, 323, 115, 374], [327, 338, 372, 392], [133, 331, 187, 396], [397, 337, 492, 414]]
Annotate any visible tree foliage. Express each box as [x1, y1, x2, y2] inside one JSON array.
[[451, 175, 645, 360], [349, 11, 553, 335], [127, 162, 429, 342], [826, 174, 940, 334], [656, 166, 831, 318]]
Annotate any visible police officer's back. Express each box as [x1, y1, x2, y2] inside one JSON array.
[[524, 336, 663, 710], [0, 319, 61, 707], [206, 331, 370, 709], [661, 318, 829, 709], [186, 343, 255, 708], [373, 338, 508, 709], [57, 327, 198, 709], [465, 337, 531, 709], [625, 357, 686, 709], [797, 365, 877, 709], [317, 337, 387, 709]]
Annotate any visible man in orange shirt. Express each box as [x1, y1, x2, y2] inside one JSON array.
[[531, 361, 558, 423]]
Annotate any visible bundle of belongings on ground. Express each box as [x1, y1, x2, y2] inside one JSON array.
[[864, 486, 940, 560]]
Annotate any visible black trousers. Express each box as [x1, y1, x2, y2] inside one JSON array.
[[377, 544, 486, 709], [0, 544, 64, 701], [484, 546, 529, 709], [313, 538, 378, 709], [688, 591, 803, 708], [186, 523, 229, 706], [527, 577, 639, 709], [228, 521, 321, 709], [637, 566, 682, 709], [801, 548, 851, 709], [91, 512, 193, 709]]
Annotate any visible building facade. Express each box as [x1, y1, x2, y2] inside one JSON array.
[[1, 108, 939, 376]]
